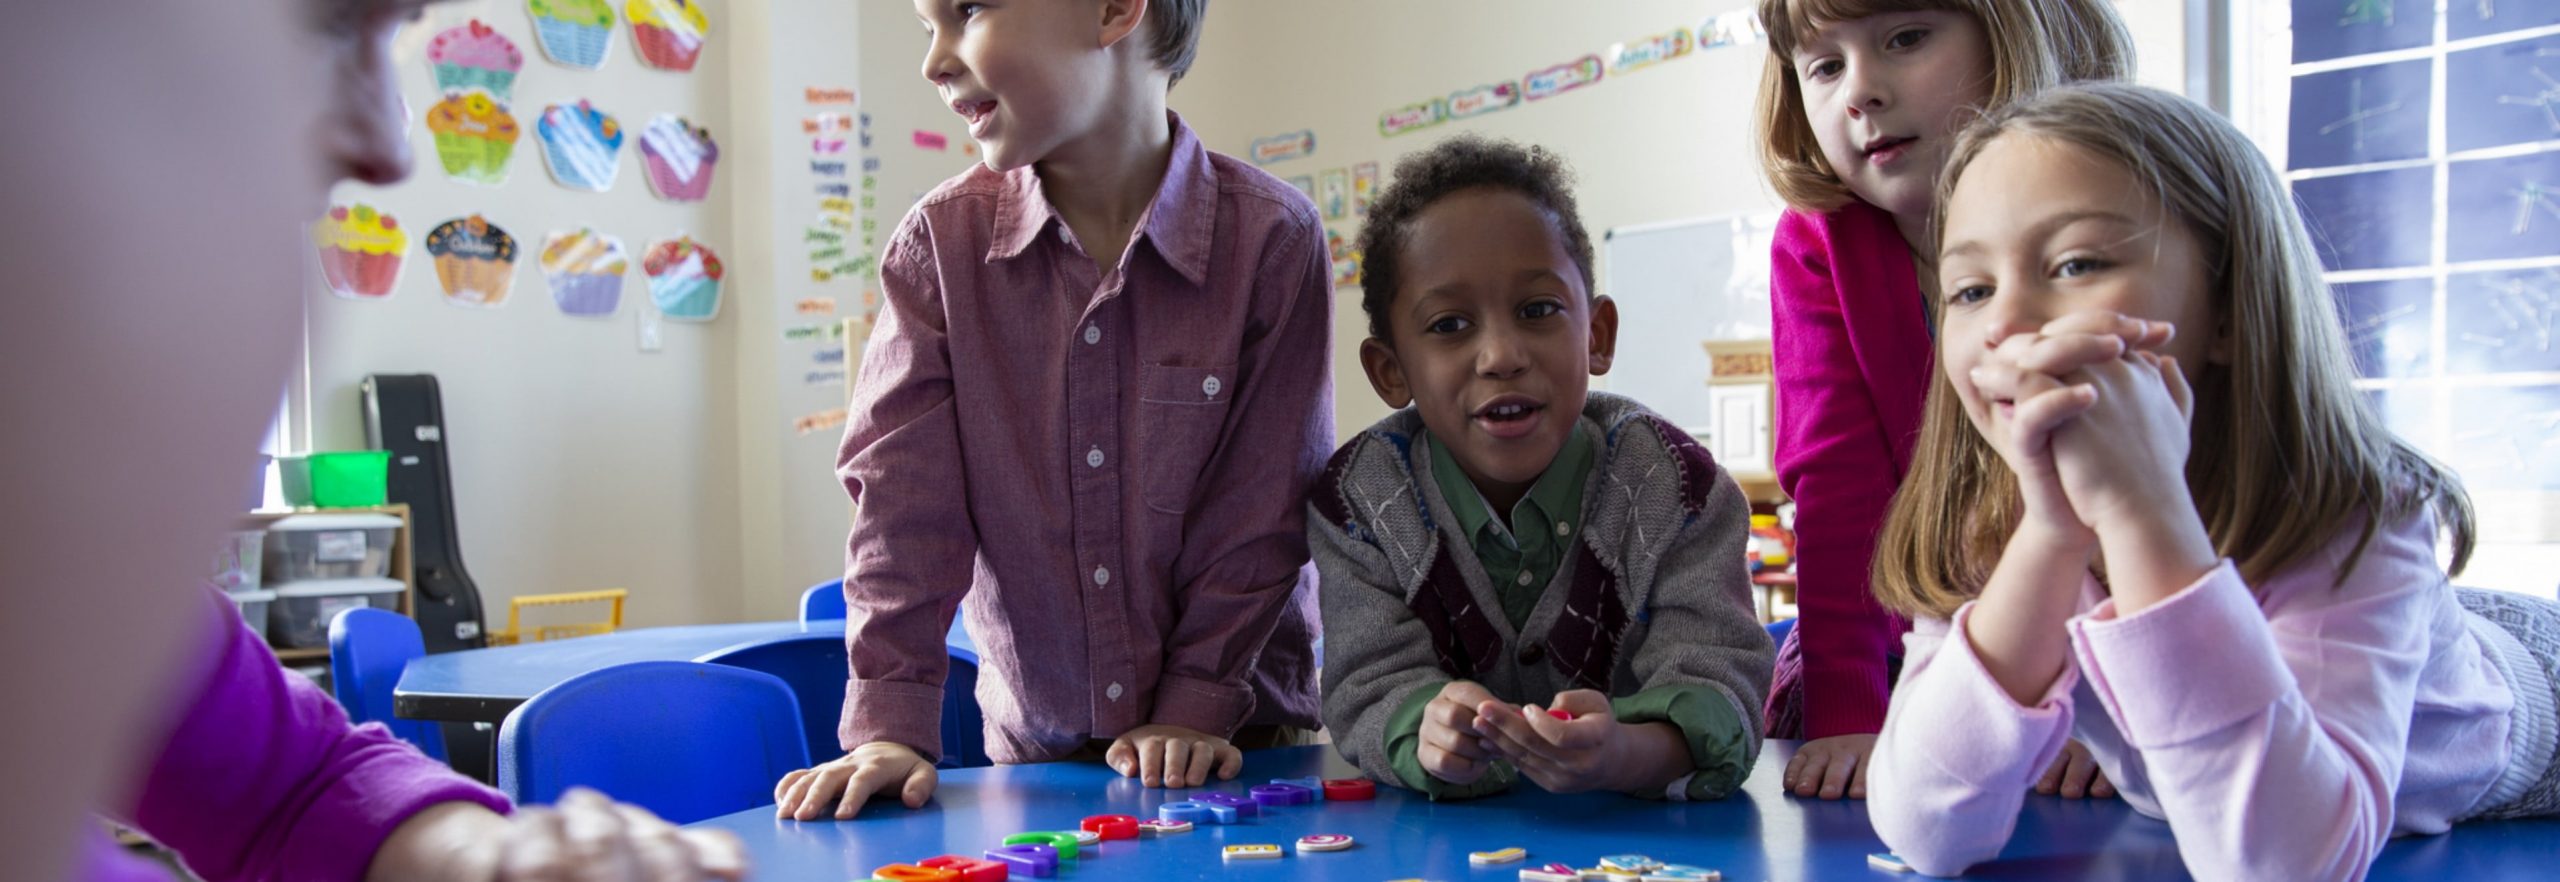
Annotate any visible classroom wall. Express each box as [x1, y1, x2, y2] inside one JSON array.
[[304, 0, 863, 628]]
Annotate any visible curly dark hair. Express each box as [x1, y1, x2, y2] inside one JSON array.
[[1356, 135, 1597, 341]]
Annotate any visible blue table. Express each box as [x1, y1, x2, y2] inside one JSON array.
[[393, 618, 980, 723], [685, 742, 2560, 881]]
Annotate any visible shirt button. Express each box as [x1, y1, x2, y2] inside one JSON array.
[[1093, 566, 1111, 586], [1083, 324, 1101, 345], [1202, 375, 1222, 398], [1517, 643, 1545, 665], [1556, 521, 1572, 537], [1107, 682, 1124, 701], [1516, 570, 1534, 587], [1087, 447, 1105, 468]]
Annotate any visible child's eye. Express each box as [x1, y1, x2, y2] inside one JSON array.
[[1426, 316, 1472, 335], [2053, 257, 2112, 279], [1519, 301, 1564, 320], [1803, 58, 1843, 81], [957, 2, 986, 17], [1886, 27, 1931, 51], [1948, 284, 1992, 306]]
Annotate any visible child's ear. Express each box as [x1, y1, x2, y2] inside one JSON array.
[[1096, 0, 1147, 50], [1585, 295, 1620, 376], [1358, 337, 1414, 409]]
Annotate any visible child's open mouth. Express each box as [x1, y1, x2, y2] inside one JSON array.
[[1473, 397, 1544, 440], [954, 99, 998, 133]]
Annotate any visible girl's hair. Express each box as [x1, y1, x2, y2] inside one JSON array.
[[1753, 0, 2133, 212], [1872, 83, 2475, 620]]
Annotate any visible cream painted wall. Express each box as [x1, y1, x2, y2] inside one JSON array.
[[305, 0, 862, 628]]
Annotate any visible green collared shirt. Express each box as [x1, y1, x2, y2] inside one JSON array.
[[1425, 426, 1595, 630]]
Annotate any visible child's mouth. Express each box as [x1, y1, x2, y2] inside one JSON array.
[[955, 100, 998, 132], [1473, 398, 1544, 440], [1864, 136, 1917, 166]]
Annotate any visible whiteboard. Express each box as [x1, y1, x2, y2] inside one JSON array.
[[1599, 213, 1779, 434]]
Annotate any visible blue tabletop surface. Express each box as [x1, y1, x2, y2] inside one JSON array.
[[686, 742, 2560, 881], [392, 619, 981, 723]]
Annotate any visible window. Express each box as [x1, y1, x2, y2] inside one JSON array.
[[2245, 0, 2560, 597]]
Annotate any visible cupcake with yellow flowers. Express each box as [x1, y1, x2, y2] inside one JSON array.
[[540, 228, 629, 318], [426, 216, 519, 308], [527, 0, 615, 70], [312, 204, 407, 301], [625, 0, 708, 72], [427, 92, 520, 185]]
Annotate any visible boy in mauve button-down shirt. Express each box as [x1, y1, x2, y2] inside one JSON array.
[[773, 0, 1335, 820]]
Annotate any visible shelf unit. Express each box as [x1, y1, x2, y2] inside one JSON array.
[[233, 504, 416, 664]]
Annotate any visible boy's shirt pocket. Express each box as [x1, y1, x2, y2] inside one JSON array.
[[1137, 361, 1237, 514]]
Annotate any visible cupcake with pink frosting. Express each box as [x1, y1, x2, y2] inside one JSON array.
[[426, 20, 524, 99]]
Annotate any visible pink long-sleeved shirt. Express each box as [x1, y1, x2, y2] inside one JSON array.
[[1769, 201, 1929, 738], [1869, 511, 2526, 880]]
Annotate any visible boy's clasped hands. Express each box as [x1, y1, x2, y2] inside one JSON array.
[[1418, 680, 1684, 794]]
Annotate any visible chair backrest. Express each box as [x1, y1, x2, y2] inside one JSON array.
[[1765, 618, 1795, 647], [497, 661, 810, 824], [799, 579, 847, 626], [697, 634, 852, 770], [328, 607, 446, 760]]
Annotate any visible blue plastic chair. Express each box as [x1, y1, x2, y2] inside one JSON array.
[[799, 579, 846, 626], [703, 626, 991, 769], [497, 661, 809, 824], [1766, 618, 1795, 647], [328, 607, 446, 760]]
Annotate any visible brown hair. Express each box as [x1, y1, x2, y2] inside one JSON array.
[[1144, 0, 1207, 85], [1752, 0, 2132, 212], [1871, 83, 2476, 620]]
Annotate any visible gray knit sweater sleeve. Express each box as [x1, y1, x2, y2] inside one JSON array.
[[1623, 466, 1774, 792], [1311, 491, 1450, 785]]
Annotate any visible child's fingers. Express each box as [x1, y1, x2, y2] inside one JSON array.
[[1814, 750, 1858, 800], [2034, 750, 2067, 795], [773, 769, 811, 818], [1215, 741, 1243, 781], [2011, 384, 2098, 441], [1423, 721, 1491, 760], [1181, 738, 1218, 787], [1965, 362, 2067, 407], [2041, 311, 2172, 350], [2160, 355, 2193, 422], [1105, 737, 1138, 777], [2091, 767, 2117, 799], [1161, 738, 1191, 787], [1425, 696, 1479, 732], [677, 828, 752, 882], [2009, 333, 2130, 377], [900, 761, 937, 808]]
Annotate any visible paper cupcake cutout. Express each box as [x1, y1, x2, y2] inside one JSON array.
[[527, 0, 615, 69], [639, 114, 718, 201], [313, 204, 407, 301], [626, 0, 709, 72], [427, 92, 520, 185], [643, 236, 724, 322], [426, 216, 519, 308], [427, 20, 524, 98], [540, 228, 628, 318], [537, 100, 623, 191]]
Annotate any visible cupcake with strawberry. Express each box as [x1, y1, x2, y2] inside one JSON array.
[[540, 228, 628, 318], [426, 20, 524, 98], [526, 0, 615, 70], [643, 236, 724, 322], [312, 204, 407, 301], [625, 0, 709, 72], [426, 92, 520, 185], [536, 100, 623, 191], [426, 216, 519, 308], [639, 114, 717, 202]]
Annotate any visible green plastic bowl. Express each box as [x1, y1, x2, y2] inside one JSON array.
[[278, 451, 392, 508]]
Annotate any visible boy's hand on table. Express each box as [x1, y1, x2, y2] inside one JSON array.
[[2036, 738, 2116, 799], [1474, 690, 1682, 794], [1419, 680, 1502, 785], [1107, 723, 1241, 787], [1784, 733, 1877, 799], [772, 741, 938, 820], [371, 789, 749, 882]]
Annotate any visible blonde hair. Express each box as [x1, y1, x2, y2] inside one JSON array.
[[1872, 83, 2475, 620], [1753, 0, 2133, 212]]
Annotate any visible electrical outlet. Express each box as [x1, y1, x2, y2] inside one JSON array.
[[638, 310, 663, 352]]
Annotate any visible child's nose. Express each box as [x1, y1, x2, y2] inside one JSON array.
[[1842, 60, 1891, 119], [1475, 330, 1530, 378], [921, 40, 962, 86]]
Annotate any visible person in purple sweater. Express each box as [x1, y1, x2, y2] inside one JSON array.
[[0, 2, 745, 880]]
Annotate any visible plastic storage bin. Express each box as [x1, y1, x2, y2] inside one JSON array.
[[226, 589, 277, 642], [262, 513, 400, 582], [279, 451, 392, 508], [209, 530, 265, 592], [267, 577, 404, 648]]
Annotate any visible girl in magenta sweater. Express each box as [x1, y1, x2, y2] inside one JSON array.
[[1751, 0, 2129, 799], [3, 3, 745, 880]]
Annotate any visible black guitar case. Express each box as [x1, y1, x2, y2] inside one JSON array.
[[362, 374, 490, 654]]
